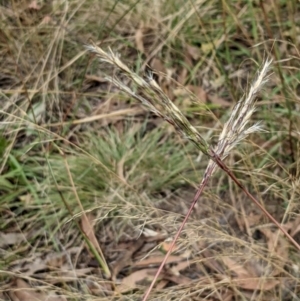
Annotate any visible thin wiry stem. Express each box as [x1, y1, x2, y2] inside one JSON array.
[[141, 164, 213, 301], [142, 148, 300, 301]]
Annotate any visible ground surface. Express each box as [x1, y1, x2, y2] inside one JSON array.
[[0, 0, 300, 300]]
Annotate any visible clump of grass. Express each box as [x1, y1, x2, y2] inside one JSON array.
[[86, 44, 300, 299]]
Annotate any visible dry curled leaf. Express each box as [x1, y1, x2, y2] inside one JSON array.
[[150, 58, 166, 75], [161, 241, 178, 253], [9, 279, 66, 301], [28, 0, 41, 10], [111, 238, 144, 280], [222, 257, 279, 290], [135, 26, 145, 53], [117, 269, 157, 293], [0, 233, 25, 248], [284, 216, 300, 237], [186, 44, 201, 60], [259, 228, 288, 276], [12, 256, 47, 276], [81, 213, 100, 254], [133, 255, 183, 268], [186, 85, 207, 102], [162, 272, 192, 285]]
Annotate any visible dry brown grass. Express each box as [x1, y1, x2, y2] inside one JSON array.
[[0, 1, 300, 301]]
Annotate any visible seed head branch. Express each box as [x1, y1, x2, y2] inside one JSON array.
[[86, 43, 210, 155], [201, 59, 272, 176], [215, 59, 272, 160], [86, 44, 272, 168]]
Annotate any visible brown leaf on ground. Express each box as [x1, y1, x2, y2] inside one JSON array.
[[12, 256, 47, 276], [81, 213, 109, 277], [173, 85, 207, 107], [133, 255, 183, 268], [259, 228, 289, 276], [81, 212, 101, 255], [236, 212, 262, 232], [0, 233, 25, 247], [150, 57, 167, 86], [9, 278, 66, 301], [41, 267, 95, 284], [117, 268, 157, 293], [150, 58, 166, 74], [46, 253, 65, 269], [162, 272, 192, 285], [40, 15, 52, 25], [186, 85, 207, 103], [149, 58, 173, 97], [86, 279, 112, 296], [284, 215, 300, 237], [186, 44, 201, 60], [177, 67, 188, 85], [111, 238, 144, 280], [221, 257, 279, 290], [177, 61, 190, 85], [10, 248, 81, 276], [84, 74, 106, 83], [155, 279, 169, 289], [161, 241, 178, 253], [223, 257, 250, 278], [170, 260, 191, 274], [28, 0, 41, 10], [201, 249, 224, 274], [81, 212, 111, 278], [232, 277, 279, 291], [208, 94, 231, 107], [135, 24, 145, 53], [221, 291, 234, 301]]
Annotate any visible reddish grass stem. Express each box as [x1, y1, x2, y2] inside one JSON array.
[[142, 165, 213, 301], [142, 151, 300, 301], [212, 151, 300, 251]]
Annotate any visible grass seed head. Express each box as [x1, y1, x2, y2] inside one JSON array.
[[86, 43, 210, 156], [87, 44, 272, 165], [214, 59, 272, 160]]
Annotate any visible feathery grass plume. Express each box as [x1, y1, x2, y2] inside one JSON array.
[[85, 44, 210, 156], [208, 59, 272, 173], [86, 43, 271, 163], [215, 59, 272, 158]]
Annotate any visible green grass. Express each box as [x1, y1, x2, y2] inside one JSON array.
[[0, 0, 300, 300]]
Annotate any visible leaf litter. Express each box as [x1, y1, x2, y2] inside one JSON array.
[[3, 190, 299, 300], [2, 8, 300, 300], [9, 278, 66, 301]]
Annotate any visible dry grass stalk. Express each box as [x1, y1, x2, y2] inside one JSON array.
[[85, 44, 210, 156], [86, 44, 300, 300], [209, 59, 272, 171]]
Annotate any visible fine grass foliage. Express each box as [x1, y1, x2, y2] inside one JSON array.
[[0, 0, 300, 300]]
